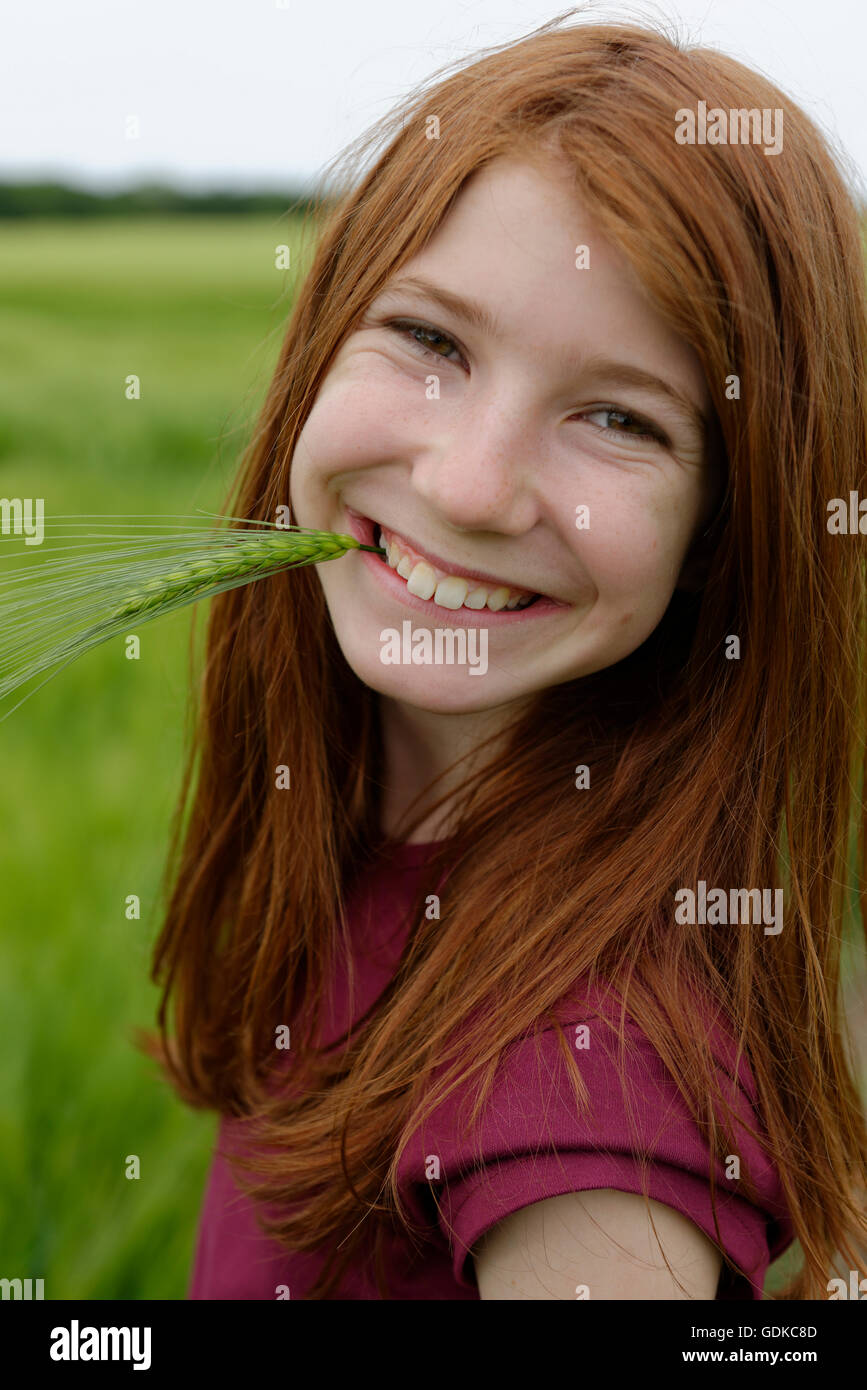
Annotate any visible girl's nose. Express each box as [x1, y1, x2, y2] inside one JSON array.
[[409, 396, 540, 535]]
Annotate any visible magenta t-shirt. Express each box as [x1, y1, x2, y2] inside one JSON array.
[[188, 840, 794, 1300]]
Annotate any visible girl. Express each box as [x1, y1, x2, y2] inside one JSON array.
[[142, 16, 867, 1299]]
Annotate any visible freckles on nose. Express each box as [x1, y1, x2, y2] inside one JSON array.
[[465, 478, 510, 510]]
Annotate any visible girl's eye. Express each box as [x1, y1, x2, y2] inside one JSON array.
[[579, 406, 668, 446], [382, 324, 668, 445], [387, 319, 463, 363]]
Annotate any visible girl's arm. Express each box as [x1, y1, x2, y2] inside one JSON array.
[[473, 1188, 723, 1300]]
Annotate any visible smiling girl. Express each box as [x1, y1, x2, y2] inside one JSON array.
[[143, 17, 867, 1300]]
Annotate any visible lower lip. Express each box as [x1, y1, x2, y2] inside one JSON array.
[[342, 508, 572, 628]]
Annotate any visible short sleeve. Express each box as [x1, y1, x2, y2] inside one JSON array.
[[404, 985, 794, 1299]]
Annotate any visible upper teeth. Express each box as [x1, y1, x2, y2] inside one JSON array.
[[376, 526, 537, 612]]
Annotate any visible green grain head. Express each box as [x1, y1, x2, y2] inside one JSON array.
[[110, 529, 365, 620]]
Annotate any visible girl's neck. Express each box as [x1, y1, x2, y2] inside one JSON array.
[[378, 694, 526, 844]]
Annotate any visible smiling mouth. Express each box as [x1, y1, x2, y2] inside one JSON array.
[[365, 519, 542, 613]]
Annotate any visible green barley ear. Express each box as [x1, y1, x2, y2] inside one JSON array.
[[0, 516, 384, 722]]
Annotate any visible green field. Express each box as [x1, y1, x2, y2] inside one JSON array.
[[0, 215, 862, 1299], [0, 215, 308, 1298]]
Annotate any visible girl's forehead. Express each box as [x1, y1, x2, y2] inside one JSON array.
[[429, 153, 595, 244], [385, 155, 709, 409], [395, 155, 649, 320]]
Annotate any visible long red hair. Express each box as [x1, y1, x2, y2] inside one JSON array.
[[139, 16, 867, 1298]]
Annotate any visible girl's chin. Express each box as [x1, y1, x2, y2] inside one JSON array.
[[321, 585, 587, 704], [332, 632, 524, 711]]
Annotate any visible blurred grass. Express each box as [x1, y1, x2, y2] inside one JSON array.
[[0, 214, 308, 1297], [0, 214, 863, 1301]]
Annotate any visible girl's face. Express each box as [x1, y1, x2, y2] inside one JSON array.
[[290, 155, 716, 714]]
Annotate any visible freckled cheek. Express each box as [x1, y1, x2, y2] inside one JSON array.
[[572, 527, 676, 605], [298, 387, 416, 488]]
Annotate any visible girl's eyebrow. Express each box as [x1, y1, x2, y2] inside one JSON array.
[[378, 275, 707, 434], [378, 275, 501, 337], [578, 357, 709, 434]]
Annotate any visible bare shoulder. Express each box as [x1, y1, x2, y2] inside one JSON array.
[[473, 1188, 722, 1300]]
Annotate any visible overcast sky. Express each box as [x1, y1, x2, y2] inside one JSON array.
[[1, 0, 864, 198]]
